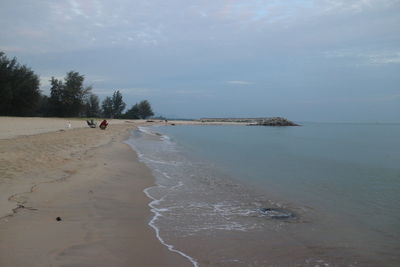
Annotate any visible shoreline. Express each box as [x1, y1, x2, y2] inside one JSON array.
[[130, 124, 400, 267], [3, 118, 398, 266], [0, 118, 192, 266], [143, 186, 199, 267]]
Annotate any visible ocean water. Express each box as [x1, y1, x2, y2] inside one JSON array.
[[126, 123, 400, 266]]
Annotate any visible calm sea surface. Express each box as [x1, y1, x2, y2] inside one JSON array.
[[126, 123, 400, 266]]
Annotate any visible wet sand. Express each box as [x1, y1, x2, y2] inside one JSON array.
[[0, 117, 191, 266]]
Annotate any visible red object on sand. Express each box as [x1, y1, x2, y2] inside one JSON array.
[[99, 120, 108, 129]]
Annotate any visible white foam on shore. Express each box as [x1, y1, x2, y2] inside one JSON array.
[[143, 186, 199, 267], [144, 158, 182, 166], [125, 132, 199, 267], [137, 126, 157, 136], [137, 126, 169, 140]]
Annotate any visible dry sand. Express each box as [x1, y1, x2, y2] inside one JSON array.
[[0, 117, 191, 266], [0, 116, 142, 139]]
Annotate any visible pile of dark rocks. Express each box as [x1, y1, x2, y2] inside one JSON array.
[[248, 117, 299, 126]]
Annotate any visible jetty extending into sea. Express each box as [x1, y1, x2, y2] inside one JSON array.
[[198, 117, 299, 126]]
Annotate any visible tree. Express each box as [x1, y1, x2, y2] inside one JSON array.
[[63, 71, 91, 117], [48, 71, 92, 117], [101, 96, 113, 118], [123, 103, 140, 119], [100, 90, 126, 118], [137, 100, 154, 119], [112, 90, 126, 118], [0, 51, 40, 116], [35, 94, 50, 117], [48, 77, 64, 116], [84, 93, 100, 117], [124, 100, 154, 119]]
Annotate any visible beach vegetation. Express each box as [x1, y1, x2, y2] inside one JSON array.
[[124, 100, 154, 119], [123, 103, 140, 119], [84, 93, 101, 117], [35, 94, 51, 117], [101, 90, 126, 118], [0, 51, 156, 119], [0, 51, 40, 116], [111, 90, 126, 118], [48, 71, 92, 117], [137, 100, 154, 119], [101, 96, 114, 118]]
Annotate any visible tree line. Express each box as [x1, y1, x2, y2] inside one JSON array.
[[0, 51, 154, 119]]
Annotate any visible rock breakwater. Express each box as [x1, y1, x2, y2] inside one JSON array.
[[199, 117, 299, 126]]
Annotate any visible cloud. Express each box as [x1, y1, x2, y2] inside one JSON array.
[[0, 46, 25, 53], [318, 0, 400, 13], [1, 0, 399, 54], [1, 0, 399, 122], [117, 88, 158, 96], [367, 52, 400, 64], [323, 49, 400, 65], [227, 80, 253, 85], [71, 2, 84, 17]]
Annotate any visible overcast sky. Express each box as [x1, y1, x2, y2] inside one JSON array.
[[1, 0, 399, 121]]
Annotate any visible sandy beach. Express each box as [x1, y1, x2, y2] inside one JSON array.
[[2, 117, 396, 266], [0, 117, 191, 266]]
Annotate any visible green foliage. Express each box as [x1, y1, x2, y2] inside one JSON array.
[[35, 94, 50, 117], [0, 51, 40, 116], [101, 90, 126, 118], [0, 51, 156, 119], [124, 103, 140, 119], [138, 100, 154, 119], [112, 90, 126, 118], [49, 71, 91, 117], [124, 100, 154, 119], [84, 93, 101, 117], [48, 77, 63, 116], [101, 96, 113, 118]]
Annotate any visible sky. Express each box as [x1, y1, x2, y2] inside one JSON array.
[[1, 0, 399, 122]]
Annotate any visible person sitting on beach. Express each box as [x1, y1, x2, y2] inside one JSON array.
[[99, 119, 108, 130], [86, 119, 97, 128]]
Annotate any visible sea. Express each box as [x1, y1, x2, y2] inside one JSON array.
[[125, 122, 400, 266]]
